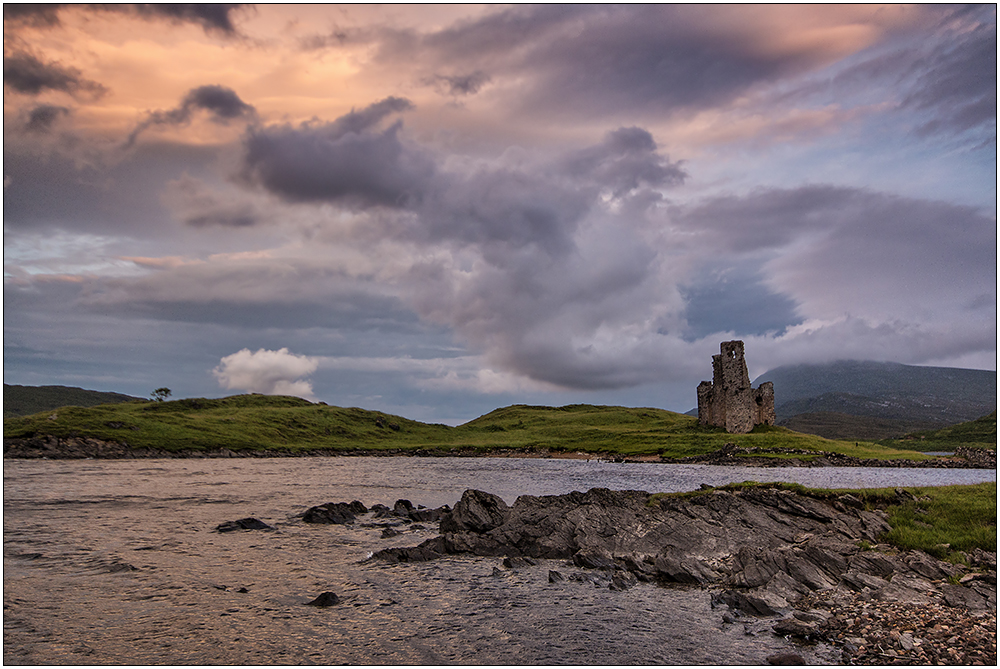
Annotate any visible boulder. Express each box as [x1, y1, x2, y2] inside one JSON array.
[[302, 502, 358, 525], [305, 592, 340, 607], [393, 499, 414, 516], [713, 590, 781, 617], [940, 583, 990, 612], [609, 570, 638, 591], [574, 550, 615, 571], [215, 517, 275, 532], [904, 550, 962, 580], [409, 505, 450, 522], [440, 490, 509, 534]]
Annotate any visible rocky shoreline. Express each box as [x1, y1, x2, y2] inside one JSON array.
[[3, 434, 996, 468], [338, 485, 996, 665]]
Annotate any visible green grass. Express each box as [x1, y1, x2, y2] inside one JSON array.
[[880, 482, 997, 561], [652, 481, 997, 561], [882, 412, 997, 451], [3, 394, 942, 461]]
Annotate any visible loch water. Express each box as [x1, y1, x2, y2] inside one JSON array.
[[4, 457, 995, 665]]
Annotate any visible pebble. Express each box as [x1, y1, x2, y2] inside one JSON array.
[[796, 589, 996, 665]]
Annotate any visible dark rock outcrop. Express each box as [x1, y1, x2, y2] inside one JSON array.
[[215, 517, 275, 532], [302, 501, 367, 524], [375, 485, 996, 628]]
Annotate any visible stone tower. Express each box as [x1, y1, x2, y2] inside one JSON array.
[[697, 340, 775, 434]]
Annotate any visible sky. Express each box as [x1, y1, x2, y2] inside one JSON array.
[[3, 4, 996, 424]]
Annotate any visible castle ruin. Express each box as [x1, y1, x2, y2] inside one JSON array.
[[697, 340, 775, 434]]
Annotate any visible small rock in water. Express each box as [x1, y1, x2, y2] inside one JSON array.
[[773, 617, 818, 638], [548, 570, 565, 583], [305, 592, 340, 607], [381, 527, 401, 538], [609, 570, 638, 591], [215, 517, 274, 532], [766, 652, 806, 665]]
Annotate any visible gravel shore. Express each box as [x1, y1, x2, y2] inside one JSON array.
[[794, 587, 997, 665]]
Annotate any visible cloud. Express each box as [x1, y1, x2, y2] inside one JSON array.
[[126, 85, 257, 147], [426, 71, 491, 96], [24, 104, 70, 133], [781, 5, 996, 144], [126, 4, 250, 36], [3, 4, 250, 36], [213, 347, 319, 398], [240, 97, 433, 207], [902, 17, 996, 137], [162, 175, 261, 228], [2, 50, 107, 97], [2, 4, 63, 28], [562, 127, 688, 197], [375, 5, 883, 121]]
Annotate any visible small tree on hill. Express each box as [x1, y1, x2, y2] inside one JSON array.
[[151, 387, 172, 402]]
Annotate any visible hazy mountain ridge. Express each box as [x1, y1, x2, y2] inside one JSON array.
[[3, 384, 145, 418], [752, 361, 996, 440]]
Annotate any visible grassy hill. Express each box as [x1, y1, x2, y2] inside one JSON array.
[[3, 384, 145, 418], [3, 394, 938, 462], [881, 412, 997, 452]]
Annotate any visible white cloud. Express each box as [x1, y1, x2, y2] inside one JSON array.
[[213, 347, 319, 399]]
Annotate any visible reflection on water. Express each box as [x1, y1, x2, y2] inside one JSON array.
[[4, 458, 994, 665]]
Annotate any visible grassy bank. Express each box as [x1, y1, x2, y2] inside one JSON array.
[[4, 393, 939, 462], [654, 481, 997, 562]]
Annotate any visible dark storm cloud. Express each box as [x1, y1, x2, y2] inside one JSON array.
[[401, 180, 995, 391], [127, 4, 249, 36], [3, 4, 249, 36], [241, 98, 686, 259], [380, 5, 821, 118], [562, 127, 688, 198], [24, 104, 70, 133], [3, 50, 107, 97], [2, 4, 63, 28], [126, 85, 256, 147], [240, 97, 433, 208]]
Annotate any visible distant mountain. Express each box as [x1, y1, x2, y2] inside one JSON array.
[[752, 361, 997, 440], [3, 384, 145, 418]]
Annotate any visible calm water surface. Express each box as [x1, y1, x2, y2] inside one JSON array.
[[4, 457, 994, 665]]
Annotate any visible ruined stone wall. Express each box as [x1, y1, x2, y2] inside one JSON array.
[[696, 340, 775, 434]]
